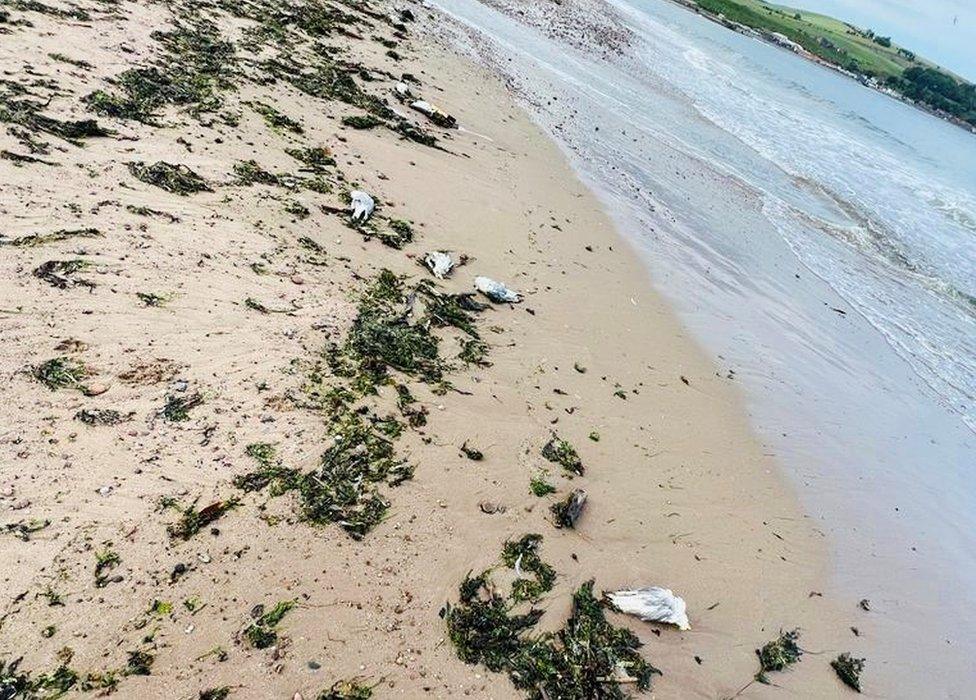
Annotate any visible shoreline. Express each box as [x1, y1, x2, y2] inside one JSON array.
[[1, 0, 859, 697]]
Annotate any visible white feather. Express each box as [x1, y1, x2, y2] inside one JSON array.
[[607, 587, 690, 630], [349, 190, 375, 222], [474, 276, 521, 303]]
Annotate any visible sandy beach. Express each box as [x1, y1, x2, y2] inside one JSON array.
[[0, 0, 864, 697]]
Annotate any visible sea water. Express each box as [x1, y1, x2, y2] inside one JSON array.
[[433, 0, 976, 692]]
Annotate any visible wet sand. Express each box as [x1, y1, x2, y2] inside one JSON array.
[[1, 0, 856, 697]]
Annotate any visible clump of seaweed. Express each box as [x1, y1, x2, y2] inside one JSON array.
[[124, 650, 154, 676], [167, 498, 239, 540], [161, 392, 204, 421], [755, 629, 802, 684], [33, 356, 88, 390], [75, 408, 130, 426], [94, 547, 121, 588], [501, 534, 555, 603], [33, 259, 94, 290], [342, 113, 383, 129], [199, 688, 230, 700], [128, 161, 211, 195], [233, 442, 299, 494], [136, 291, 173, 307], [85, 18, 237, 123], [458, 338, 490, 367], [831, 653, 865, 692], [318, 679, 373, 699], [285, 145, 335, 172], [444, 568, 659, 698], [0, 93, 112, 144], [0, 227, 99, 247], [249, 100, 303, 133], [542, 435, 584, 476], [4, 518, 50, 541], [550, 489, 587, 529], [529, 474, 556, 497], [244, 600, 295, 649]]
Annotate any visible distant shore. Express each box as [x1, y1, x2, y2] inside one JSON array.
[[669, 0, 976, 135]]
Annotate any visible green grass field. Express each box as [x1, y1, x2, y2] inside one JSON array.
[[693, 0, 924, 78]]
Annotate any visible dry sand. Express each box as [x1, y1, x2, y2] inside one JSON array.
[[1, 0, 861, 697]]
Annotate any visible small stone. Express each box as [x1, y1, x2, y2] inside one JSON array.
[[83, 382, 109, 396]]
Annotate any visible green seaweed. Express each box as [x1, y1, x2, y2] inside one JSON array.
[[94, 547, 120, 588], [831, 653, 865, 693], [167, 497, 239, 540], [501, 534, 555, 603], [161, 392, 204, 421], [341, 114, 383, 129], [33, 259, 94, 290], [249, 100, 303, 133], [542, 435, 584, 476], [0, 227, 99, 247], [244, 600, 295, 649], [755, 629, 802, 684], [317, 680, 373, 699], [128, 161, 211, 194], [34, 356, 88, 390]]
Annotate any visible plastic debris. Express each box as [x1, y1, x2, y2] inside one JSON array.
[[607, 587, 690, 630], [474, 276, 521, 303], [349, 190, 375, 222], [424, 251, 454, 279], [410, 100, 457, 129]]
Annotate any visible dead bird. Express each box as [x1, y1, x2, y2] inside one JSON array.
[[606, 587, 690, 630], [475, 276, 521, 303], [410, 99, 457, 129], [423, 251, 454, 279], [350, 190, 375, 222]]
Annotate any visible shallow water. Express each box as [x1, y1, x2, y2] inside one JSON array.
[[434, 0, 976, 693]]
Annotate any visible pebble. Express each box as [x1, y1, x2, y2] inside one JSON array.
[[83, 382, 110, 396]]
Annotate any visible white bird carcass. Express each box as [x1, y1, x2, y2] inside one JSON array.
[[607, 587, 690, 630], [474, 276, 521, 303], [409, 100, 457, 128], [424, 251, 454, 279], [349, 190, 375, 222]]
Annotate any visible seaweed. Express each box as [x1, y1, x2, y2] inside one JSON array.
[[94, 547, 120, 588], [529, 474, 555, 497], [85, 18, 236, 123], [444, 571, 659, 698], [75, 408, 130, 426], [161, 392, 204, 421], [124, 650, 154, 676], [244, 600, 295, 649], [458, 338, 490, 366], [233, 443, 299, 494], [317, 679, 373, 699], [341, 114, 383, 129], [200, 688, 231, 700], [249, 100, 303, 133], [501, 534, 555, 603], [831, 653, 865, 692], [460, 442, 484, 461], [755, 629, 802, 684], [0, 658, 33, 698], [136, 291, 173, 307], [33, 356, 88, 390], [167, 498, 239, 540], [3, 518, 50, 541], [128, 161, 211, 194], [0, 96, 112, 144], [395, 383, 427, 428], [542, 435, 584, 476], [285, 145, 335, 173], [0, 227, 99, 247], [33, 259, 94, 290], [550, 489, 587, 529]]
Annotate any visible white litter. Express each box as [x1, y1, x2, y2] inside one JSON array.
[[349, 190, 375, 222], [475, 276, 521, 303], [409, 99, 457, 128], [424, 251, 454, 279], [607, 587, 690, 630], [394, 82, 412, 100]]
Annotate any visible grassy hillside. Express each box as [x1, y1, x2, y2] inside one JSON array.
[[689, 0, 976, 127]]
